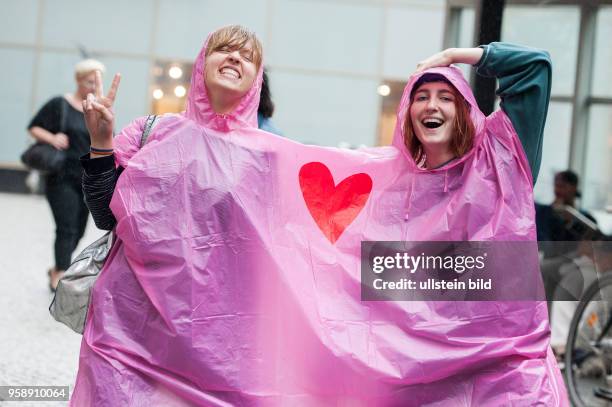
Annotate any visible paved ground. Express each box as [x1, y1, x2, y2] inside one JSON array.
[[0, 192, 102, 406]]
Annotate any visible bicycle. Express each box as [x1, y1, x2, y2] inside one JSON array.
[[565, 271, 612, 406]]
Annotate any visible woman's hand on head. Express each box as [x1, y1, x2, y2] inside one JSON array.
[[83, 71, 121, 149], [415, 49, 456, 73], [415, 48, 484, 73]]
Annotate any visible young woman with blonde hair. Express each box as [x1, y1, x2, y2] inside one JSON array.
[[28, 58, 106, 291]]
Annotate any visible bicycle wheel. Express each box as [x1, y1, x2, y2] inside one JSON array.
[[565, 272, 612, 407]]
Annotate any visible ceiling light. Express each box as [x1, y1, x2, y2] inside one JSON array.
[[377, 84, 391, 97], [169, 66, 183, 79], [174, 85, 186, 97], [152, 88, 164, 100]]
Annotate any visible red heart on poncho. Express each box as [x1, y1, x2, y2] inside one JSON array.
[[299, 162, 373, 244]]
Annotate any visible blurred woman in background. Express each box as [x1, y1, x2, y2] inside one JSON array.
[[28, 59, 106, 291]]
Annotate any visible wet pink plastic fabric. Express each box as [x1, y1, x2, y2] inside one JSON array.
[[71, 36, 568, 405]]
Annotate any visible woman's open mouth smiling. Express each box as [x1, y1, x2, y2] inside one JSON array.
[[422, 117, 444, 129], [219, 66, 241, 80]]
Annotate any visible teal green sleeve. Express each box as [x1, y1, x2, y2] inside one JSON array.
[[474, 42, 552, 184]]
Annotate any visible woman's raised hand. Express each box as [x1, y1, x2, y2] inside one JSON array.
[[415, 49, 455, 73], [83, 71, 121, 148], [414, 48, 484, 73]]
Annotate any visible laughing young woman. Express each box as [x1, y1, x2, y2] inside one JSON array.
[[78, 26, 262, 230], [391, 43, 552, 243], [402, 45, 546, 177], [388, 42, 568, 404], [71, 25, 266, 405]]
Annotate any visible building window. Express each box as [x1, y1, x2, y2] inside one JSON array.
[[445, 1, 611, 219], [584, 6, 612, 211]]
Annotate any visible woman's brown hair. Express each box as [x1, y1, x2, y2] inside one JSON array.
[[403, 74, 475, 166]]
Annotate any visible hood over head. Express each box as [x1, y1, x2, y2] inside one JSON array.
[[391, 66, 486, 170], [184, 28, 264, 132]]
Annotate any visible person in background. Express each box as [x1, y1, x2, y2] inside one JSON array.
[[537, 170, 599, 308], [257, 68, 283, 136], [536, 170, 598, 245], [536, 171, 601, 360], [27, 59, 106, 291]]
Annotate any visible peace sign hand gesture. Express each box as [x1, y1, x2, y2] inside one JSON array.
[[83, 71, 121, 149]]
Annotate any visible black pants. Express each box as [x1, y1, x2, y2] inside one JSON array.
[[45, 174, 89, 270]]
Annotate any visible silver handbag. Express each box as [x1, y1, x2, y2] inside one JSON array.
[[49, 115, 157, 334]]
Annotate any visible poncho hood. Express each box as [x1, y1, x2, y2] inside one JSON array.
[[392, 66, 486, 170], [184, 31, 264, 131]]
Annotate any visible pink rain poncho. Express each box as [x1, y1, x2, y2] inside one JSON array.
[[71, 36, 568, 406]]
